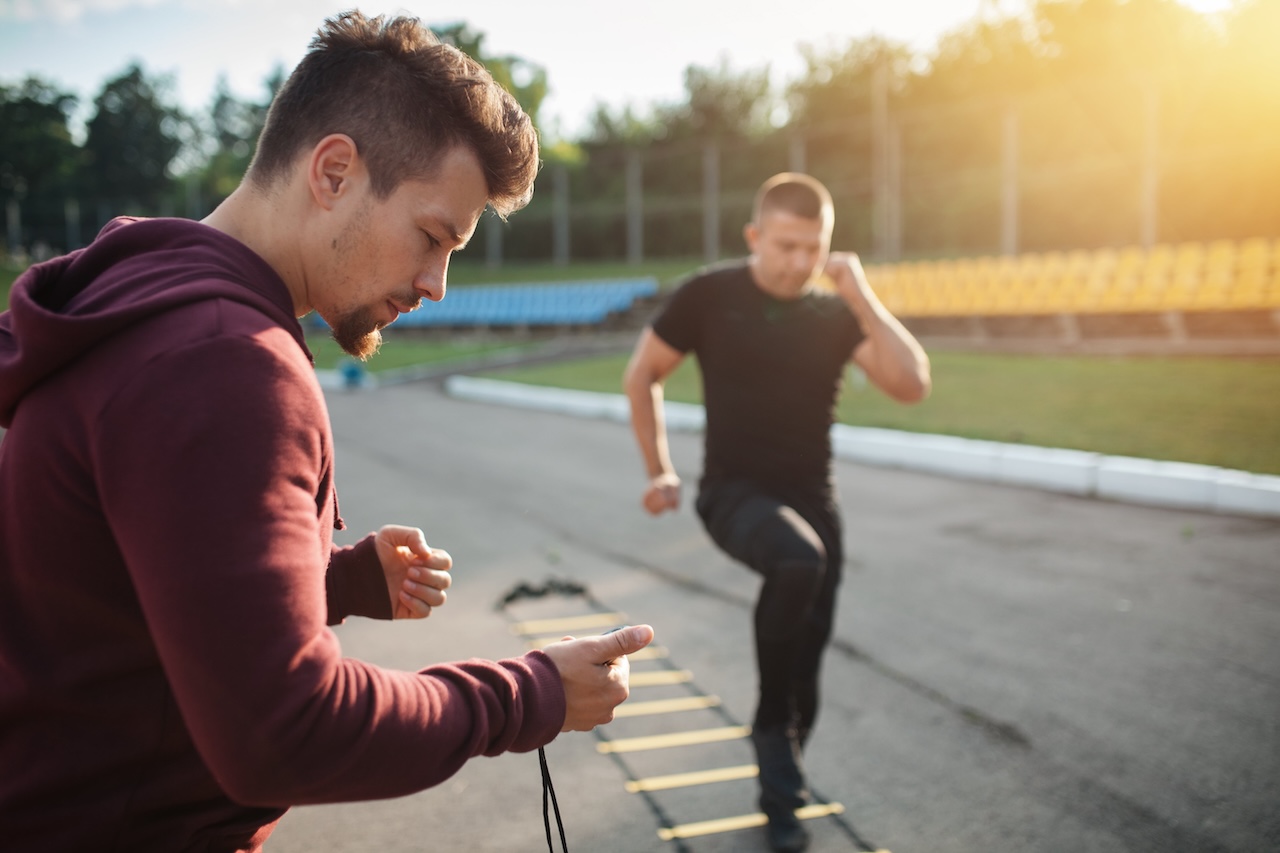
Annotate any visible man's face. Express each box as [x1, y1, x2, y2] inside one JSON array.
[[744, 210, 832, 301], [317, 146, 489, 359]]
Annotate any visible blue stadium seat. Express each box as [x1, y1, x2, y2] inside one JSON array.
[[377, 277, 659, 329]]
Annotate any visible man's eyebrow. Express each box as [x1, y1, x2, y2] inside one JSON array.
[[430, 218, 470, 250], [442, 221, 464, 244]]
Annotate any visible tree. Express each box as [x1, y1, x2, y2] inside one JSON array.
[[196, 68, 283, 206], [661, 59, 775, 142], [788, 36, 914, 127], [0, 76, 80, 203], [81, 63, 189, 209]]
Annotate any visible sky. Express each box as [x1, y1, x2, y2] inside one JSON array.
[[0, 0, 1237, 141]]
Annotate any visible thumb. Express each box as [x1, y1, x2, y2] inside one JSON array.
[[397, 526, 431, 561], [600, 624, 655, 662]]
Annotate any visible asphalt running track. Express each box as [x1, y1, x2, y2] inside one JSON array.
[[265, 381, 1280, 853]]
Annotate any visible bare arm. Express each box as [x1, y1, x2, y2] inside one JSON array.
[[828, 252, 932, 404], [622, 327, 686, 514]]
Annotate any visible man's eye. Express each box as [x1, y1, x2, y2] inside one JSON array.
[[423, 231, 440, 248]]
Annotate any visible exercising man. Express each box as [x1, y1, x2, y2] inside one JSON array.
[[623, 172, 929, 852]]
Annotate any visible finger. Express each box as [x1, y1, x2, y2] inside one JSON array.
[[402, 527, 432, 561], [599, 624, 654, 662], [397, 589, 433, 619], [409, 566, 452, 591], [423, 548, 452, 571], [402, 577, 446, 607]]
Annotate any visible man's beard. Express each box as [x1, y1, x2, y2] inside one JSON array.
[[329, 306, 383, 361]]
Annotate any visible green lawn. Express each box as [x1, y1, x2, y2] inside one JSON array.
[[1, 261, 20, 306], [305, 332, 538, 373], [480, 351, 1280, 476]]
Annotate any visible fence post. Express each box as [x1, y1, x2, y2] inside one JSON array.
[[789, 133, 807, 174], [1001, 106, 1019, 256], [871, 58, 890, 260], [1140, 82, 1160, 249], [485, 210, 504, 269], [888, 118, 903, 261], [6, 199, 21, 254], [626, 148, 644, 265], [702, 141, 720, 264], [65, 199, 81, 252], [552, 163, 570, 266]]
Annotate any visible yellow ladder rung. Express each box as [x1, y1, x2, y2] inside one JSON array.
[[597, 725, 750, 754], [613, 695, 720, 718], [509, 612, 627, 635], [626, 764, 757, 792], [629, 670, 693, 687], [657, 802, 847, 841]]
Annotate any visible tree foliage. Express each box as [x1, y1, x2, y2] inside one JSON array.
[[81, 63, 189, 209], [2, 1, 1276, 259], [196, 69, 282, 205], [0, 77, 80, 202]]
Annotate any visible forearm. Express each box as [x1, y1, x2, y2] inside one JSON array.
[[855, 294, 931, 398], [625, 372, 676, 479], [838, 262, 931, 403]]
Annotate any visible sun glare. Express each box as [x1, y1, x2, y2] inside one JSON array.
[[1176, 0, 1235, 13]]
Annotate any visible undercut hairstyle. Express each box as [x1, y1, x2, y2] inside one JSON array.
[[752, 172, 834, 227], [247, 11, 539, 218]]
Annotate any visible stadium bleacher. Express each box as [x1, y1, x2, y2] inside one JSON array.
[[867, 238, 1280, 318], [310, 277, 658, 330]]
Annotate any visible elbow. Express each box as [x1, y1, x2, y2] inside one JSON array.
[[893, 369, 932, 405], [207, 731, 321, 807], [909, 371, 933, 404], [622, 364, 656, 401], [214, 760, 292, 808]]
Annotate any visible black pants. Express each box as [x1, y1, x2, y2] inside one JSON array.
[[695, 478, 843, 737]]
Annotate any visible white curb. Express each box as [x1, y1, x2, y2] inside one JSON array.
[[441, 376, 1280, 519]]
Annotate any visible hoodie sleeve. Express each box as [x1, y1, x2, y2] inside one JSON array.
[[92, 309, 565, 806], [326, 536, 395, 624]]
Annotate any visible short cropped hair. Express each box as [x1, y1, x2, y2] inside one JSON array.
[[248, 11, 539, 218], [752, 172, 834, 227]]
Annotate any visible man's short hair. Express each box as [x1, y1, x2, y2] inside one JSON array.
[[753, 172, 834, 227], [247, 11, 539, 218]]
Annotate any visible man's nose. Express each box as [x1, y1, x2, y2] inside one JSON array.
[[416, 259, 448, 302]]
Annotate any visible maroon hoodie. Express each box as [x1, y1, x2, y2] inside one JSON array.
[[0, 218, 565, 851]]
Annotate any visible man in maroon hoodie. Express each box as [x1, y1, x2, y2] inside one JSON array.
[[0, 11, 653, 851]]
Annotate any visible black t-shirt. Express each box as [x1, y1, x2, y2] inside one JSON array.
[[652, 261, 866, 494]]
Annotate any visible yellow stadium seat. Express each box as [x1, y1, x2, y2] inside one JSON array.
[[1191, 284, 1228, 310], [1205, 239, 1236, 272], [1237, 237, 1272, 274]]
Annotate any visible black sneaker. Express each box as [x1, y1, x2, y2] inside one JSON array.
[[764, 813, 811, 853], [752, 725, 811, 852]]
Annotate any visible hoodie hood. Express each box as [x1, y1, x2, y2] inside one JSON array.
[[0, 217, 309, 426]]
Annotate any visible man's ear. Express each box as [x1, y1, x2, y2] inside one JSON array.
[[307, 134, 362, 210], [743, 221, 759, 255]]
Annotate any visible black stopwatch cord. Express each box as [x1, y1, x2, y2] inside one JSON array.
[[539, 745, 568, 853]]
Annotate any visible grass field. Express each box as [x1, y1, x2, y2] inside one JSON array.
[[5, 258, 1278, 475], [480, 350, 1280, 476]]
